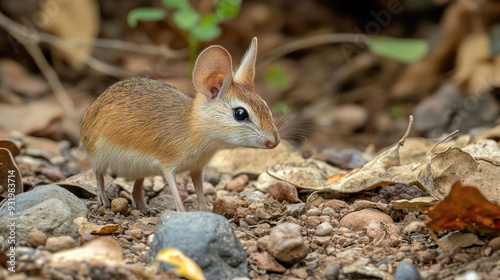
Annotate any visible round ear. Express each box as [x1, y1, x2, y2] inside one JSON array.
[[193, 46, 233, 100]]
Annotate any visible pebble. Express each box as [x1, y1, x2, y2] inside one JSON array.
[[240, 191, 266, 203], [257, 235, 269, 252], [489, 236, 500, 251], [395, 251, 406, 261], [284, 203, 305, 217], [339, 209, 393, 231], [124, 229, 143, 239], [290, 267, 308, 278], [453, 252, 471, 263], [249, 252, 286, 273], [417, 249, 437, 263], [267, 223, 308, 264], [410, 242, 426, 253], [45, 236, 76, 252], [322, 264, 340, 280], [226, 174, 249, 192], [111, 198, 129, 214], [267, 181, 301, 203], [28, 228, 47, 247], [455, 270, 480, 280], [307, 208, 321, 216], [244, 214, 259, 225], [212, 196, 242, 218], [316, 222, 334, 236], [324, 199, 348, 210], [393, 261, 423, 280]]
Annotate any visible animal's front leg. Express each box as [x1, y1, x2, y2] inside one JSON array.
[[191, 169, 208, 212]]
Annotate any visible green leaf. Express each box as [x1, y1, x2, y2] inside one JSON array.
[[173, 9, 199, 30], [191, 15, 221, 42], [161, 0, 190, 10], [367, 36, 428, 64], [215, 0, 242, 22], [127, 7, 166, 28], [265, 65, 289, 91], [390, 106, 405, 119], [273, 102, 290, 115]]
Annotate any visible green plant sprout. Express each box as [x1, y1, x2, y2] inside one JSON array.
[[367, 36, 428, 64], [128, 0, 241, 66]]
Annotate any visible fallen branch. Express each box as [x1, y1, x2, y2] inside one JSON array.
[[0, 12, 74, 110], [259, 33, 369, 66]]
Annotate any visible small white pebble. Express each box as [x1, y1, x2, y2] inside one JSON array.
[[316, 222, 334, 236]]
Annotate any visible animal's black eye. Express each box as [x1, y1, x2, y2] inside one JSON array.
[[233, 107, 248, 121]]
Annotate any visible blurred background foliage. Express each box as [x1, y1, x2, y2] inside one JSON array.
[[0, 0, 499, 152]]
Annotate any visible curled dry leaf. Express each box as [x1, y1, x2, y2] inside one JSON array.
[[155, 248, 206, 280], [74, 217, 119, 235], [52, 237, 123, 264], [209, 142, 304, 175], [391, 197, 438, 211], [269, 117, 500, 206], [266, 158, 342, 190], [0, 140, 23, 197], [55, 169, 115, 198], [426, 181, 500, 231]]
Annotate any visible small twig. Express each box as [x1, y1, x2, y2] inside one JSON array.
[[259, 33, 370, 66], [429, 229, 447, 253], [430, 130, 460, 153], [2, 22, 74, 110], [66, 38, 187, 58]]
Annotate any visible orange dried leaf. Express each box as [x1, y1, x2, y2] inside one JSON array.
[[326, 170, 350, 183], [426, 181, 500, 231]]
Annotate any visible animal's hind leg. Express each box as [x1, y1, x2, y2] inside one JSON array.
[[133, 178, 158, 215], [96, 170, 110, 208]]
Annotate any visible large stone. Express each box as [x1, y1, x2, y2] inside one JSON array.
[[0, 185, 87, 219], [149, 211, 248, 280], [0, 198, 80, 245]]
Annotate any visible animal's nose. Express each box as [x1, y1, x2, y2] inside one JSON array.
[[264, 140, 277, 149]]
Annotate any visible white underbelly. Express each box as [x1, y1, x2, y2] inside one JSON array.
[[90, 139, 164, 178]]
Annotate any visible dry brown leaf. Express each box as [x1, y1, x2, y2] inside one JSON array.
[[0, 98, 63, 139], [426, 181, 500, 231], [55, 169, 115, 198], [269, 117, 414, 192], [75, 217, 119, 235], [452, 32, 491, 93], [0, 140, 20, 157], [0, 140, 23, 197], [391, 197, 439, 211], [210, 142, 305, 175], [0, 60, 49, 97], [398, 135, 471, 165], [266, 159, 342, 190], [38, 0, 100, 70], [391, 0, 475, 99], [52, 237, 123, 264], [419, 145, 500, 202], [475, 124, 500, 141]]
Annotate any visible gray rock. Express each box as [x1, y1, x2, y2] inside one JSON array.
[[240, 191, 266, 203], [149, 211, 248, 280], [0, 185, 87, 219], [394, 261, 423, 280], [149, 195, 176, 212], [0, 199, 80, 245], [323, 264, 340, 280]]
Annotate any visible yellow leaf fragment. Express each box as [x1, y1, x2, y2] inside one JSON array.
[[155, 248, 205, 280]]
